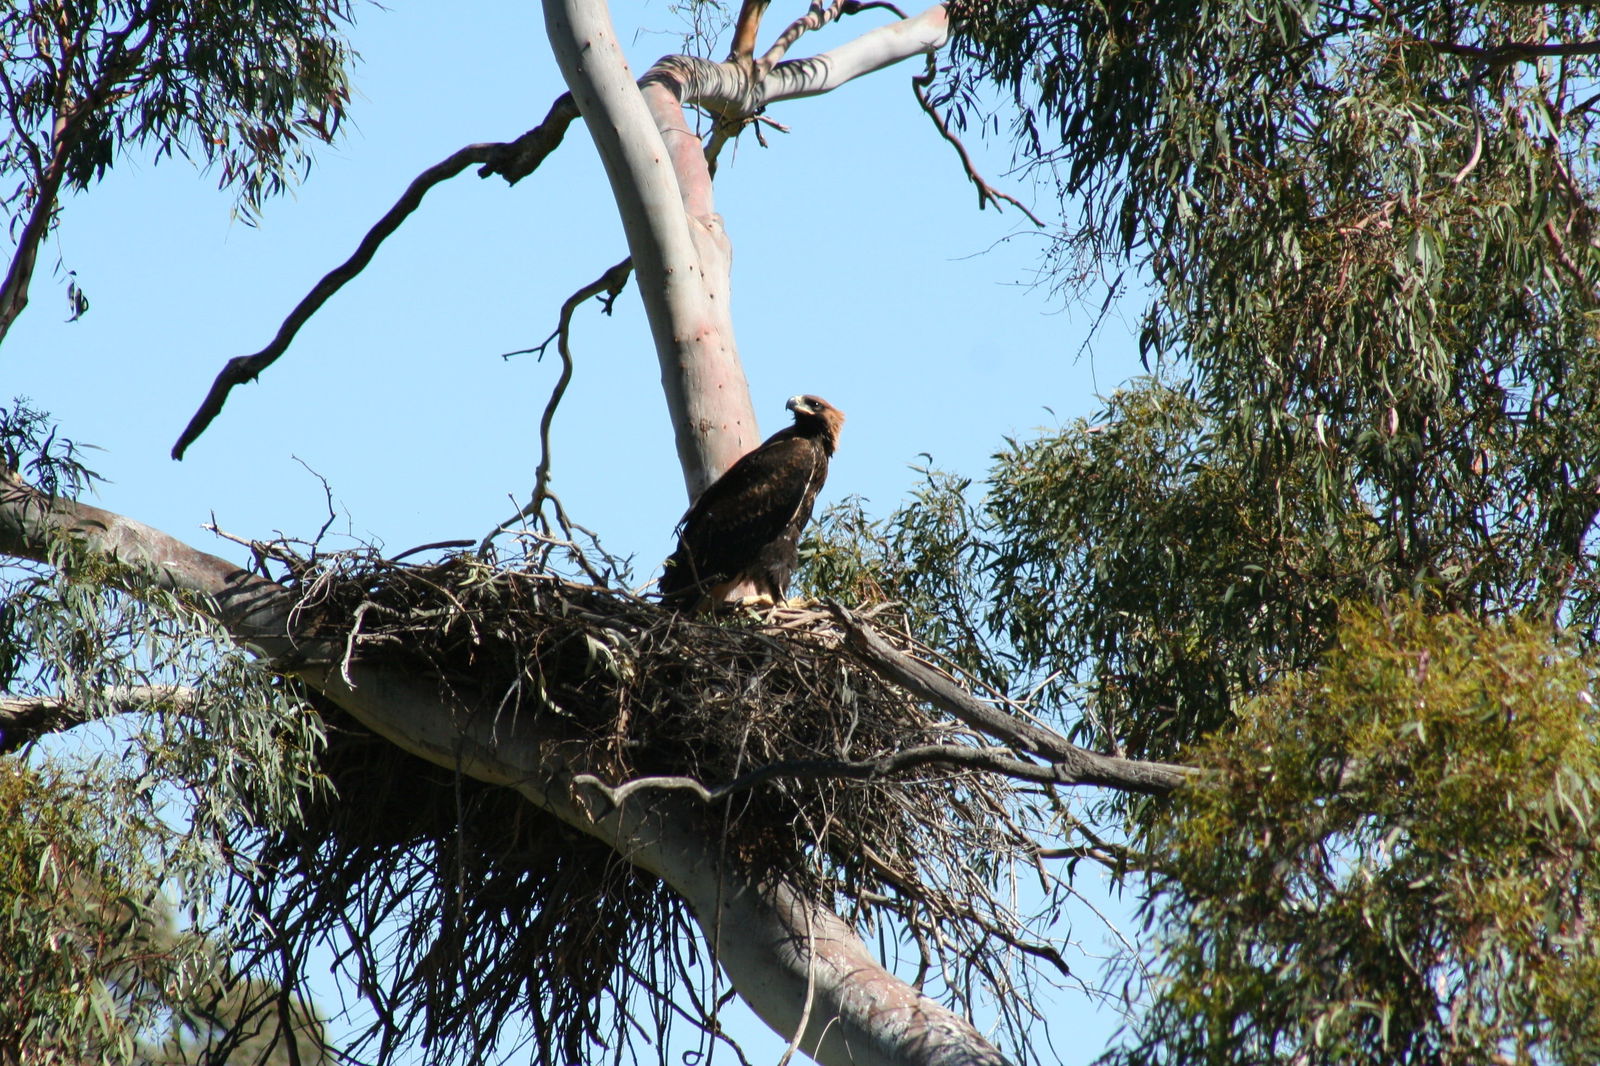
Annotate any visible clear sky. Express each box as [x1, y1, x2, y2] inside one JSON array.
[[7, 2, 1147, 1061]]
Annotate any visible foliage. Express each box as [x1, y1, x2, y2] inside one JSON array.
[[1109, 603, 1600, 1066], [951, 0, 1600, 633], [810, 380, 1370, 761], [1, 406, 330, 1062], [0, 763, 326, 1066], [0, 0, 355, 217]]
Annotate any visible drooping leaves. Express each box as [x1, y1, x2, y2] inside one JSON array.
[[1110, 603, 1600, 1066]]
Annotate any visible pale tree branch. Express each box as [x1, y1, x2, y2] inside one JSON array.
[[760, 4, 949, 104], [546, 0, 759, 497], [0, 686, 195, 753], [729, 0, 773, 61], [574, 732, 1186, 812], [761, 1, 849, 69], [0, 474, 1011, 1066], [171, 94, 582, 460]]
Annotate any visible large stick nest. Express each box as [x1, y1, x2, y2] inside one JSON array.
[[234, 548, 1054, 1065]]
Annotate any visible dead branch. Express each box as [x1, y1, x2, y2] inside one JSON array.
[[827, 602, 1196, 795], [1417, 36, 1600, 63], [171, 93, 582, 460], [573, 739, 1113, 813], [912, 57, 1045, 229], [482, 257, 634, 552]]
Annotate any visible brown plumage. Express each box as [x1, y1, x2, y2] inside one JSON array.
[[660, 394, 845, 610]]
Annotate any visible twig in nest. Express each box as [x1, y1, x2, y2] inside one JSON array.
[[172, 93, 582, 460], [912, 56, 1045, 229], [482, 258, 634, 555]]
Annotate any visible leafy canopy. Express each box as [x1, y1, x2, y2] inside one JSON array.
[[1116, 603, 1600, 1066], [0, 0, 355, 228], [950, 0, 1600, 631]]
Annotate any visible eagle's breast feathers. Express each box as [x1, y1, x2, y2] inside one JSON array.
[[659, 395, 844, 610]]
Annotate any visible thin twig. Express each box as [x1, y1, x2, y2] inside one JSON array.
[[911, 57, 1046, 228], [479, 258, 634, 555]]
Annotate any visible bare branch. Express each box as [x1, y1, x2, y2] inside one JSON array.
[[481, 257, 633, 553], [759, 4, 950, 104], [912, 56, 1044, 228], [575, 737, 1153, 815], [171, 94, 582, 460], [0, 685, 196, 753], [827, 603, 1196, 795]]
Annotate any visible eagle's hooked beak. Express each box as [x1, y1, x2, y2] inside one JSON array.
[[786, 395, 811, 415]]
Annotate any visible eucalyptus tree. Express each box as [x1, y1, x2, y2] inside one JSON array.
[[7, 1, 1600, 1066]]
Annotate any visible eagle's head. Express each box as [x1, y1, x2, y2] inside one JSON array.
[[786, 394, 845, 454]]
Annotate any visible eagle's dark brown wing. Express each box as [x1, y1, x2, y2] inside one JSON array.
[[660, 433, 828, 607]]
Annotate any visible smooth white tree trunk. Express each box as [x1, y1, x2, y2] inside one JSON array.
[[534, 3, 990, 1061]]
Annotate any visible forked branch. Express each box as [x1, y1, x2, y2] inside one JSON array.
[[482, 256, 634, 551], [912, 57, 1044, 227], [172, 94, 583, 460]]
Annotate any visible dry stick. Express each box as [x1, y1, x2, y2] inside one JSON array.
[[911, 56, 1046, 229], [479, 257, 634, 554], [572, 737, 1157, 818], [171, 93, 582, 460], [826, 602, 1196, 794]]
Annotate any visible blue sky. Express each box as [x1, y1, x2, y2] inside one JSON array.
[[7, 1, 1147, 1060]]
